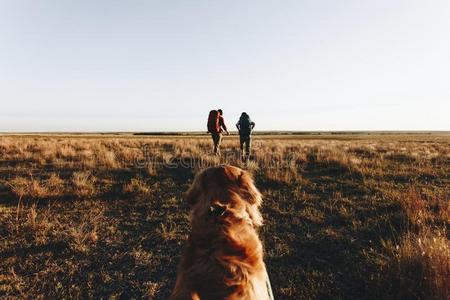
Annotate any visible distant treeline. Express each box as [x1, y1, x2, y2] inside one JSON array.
[[1, 131, 448, 137], [133, 131, 449, 136]]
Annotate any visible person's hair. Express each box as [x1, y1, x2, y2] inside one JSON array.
[[218, 109, 223, 115]]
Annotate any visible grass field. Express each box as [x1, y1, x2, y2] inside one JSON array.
[[0, 134, 449, 299]]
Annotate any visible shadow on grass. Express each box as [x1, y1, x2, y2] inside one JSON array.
[[0, 241, 69, 260], [0, 155, 411, 299], [260, 159, 407, 299]]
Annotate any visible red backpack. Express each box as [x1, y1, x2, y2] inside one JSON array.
[[207, 110, 220, 133]]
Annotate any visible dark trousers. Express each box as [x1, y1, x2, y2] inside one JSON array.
[[239, 135, 251, 161]]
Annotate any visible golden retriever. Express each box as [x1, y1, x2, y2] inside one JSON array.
[[170, 165, 271, 300]]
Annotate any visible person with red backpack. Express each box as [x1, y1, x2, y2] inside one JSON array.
[[207, 109, 229, 155]]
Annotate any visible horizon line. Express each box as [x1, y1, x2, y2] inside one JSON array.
[[1, 130, 449, 136]]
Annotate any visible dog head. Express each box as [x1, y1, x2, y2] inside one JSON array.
[[185, 165, 263, 228]]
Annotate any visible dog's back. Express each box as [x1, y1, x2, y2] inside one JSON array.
[[170, 165, 270, 300]]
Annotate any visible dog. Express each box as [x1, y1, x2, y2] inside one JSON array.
[[170, 165, 271, 300]]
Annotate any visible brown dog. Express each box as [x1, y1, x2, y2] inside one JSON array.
[[170, 165, 270, 300]]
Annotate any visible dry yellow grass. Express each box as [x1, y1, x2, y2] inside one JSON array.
[[0, 134, 448, 299], [382, 229, 449, 299], [380, 188, 449, 299]]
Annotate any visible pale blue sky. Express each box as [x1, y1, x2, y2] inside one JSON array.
[[1, 0, 449, 132]]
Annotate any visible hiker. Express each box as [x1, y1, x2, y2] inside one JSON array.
[[207, 109, 229, 155], [236, 112, 255, 162]]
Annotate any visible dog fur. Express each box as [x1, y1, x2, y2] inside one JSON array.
[[170, 165, 269, 300]]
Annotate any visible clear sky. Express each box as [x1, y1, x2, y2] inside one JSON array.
[[1, 0, 449, 132]]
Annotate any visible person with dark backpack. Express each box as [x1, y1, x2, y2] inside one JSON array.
[[236, 112, 255, 162], [207, 109, 229, 155]]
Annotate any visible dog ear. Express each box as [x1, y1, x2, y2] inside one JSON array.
[[238, 171, 263, 227], [185, 185, 200, 206], [238, 171, 262, 206], [184, 170, 206, 206]]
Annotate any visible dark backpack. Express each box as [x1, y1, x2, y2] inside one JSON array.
[[239, 114, 252, 136], [207, 110, 220, 133]]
